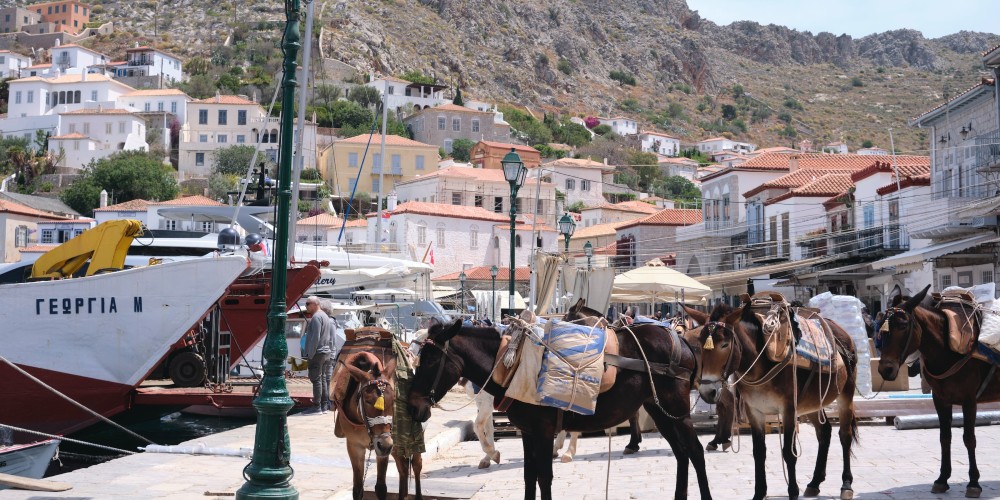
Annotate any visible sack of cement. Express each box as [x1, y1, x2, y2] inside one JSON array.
[[537, 319, 606, 415], [979, 297, 1000, 348], [807, 293, 872, 395]]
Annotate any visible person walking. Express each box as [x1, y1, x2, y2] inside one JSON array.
[[320, 300, 346, 412], [303, 296, 332, 414]]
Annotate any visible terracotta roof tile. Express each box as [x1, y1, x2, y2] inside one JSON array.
[[367, 201, 511, 223], [399, 166, 550, 186], [192, 94, 258, 105], [496, 224, 557, 232], [93, 199, 152, 212], [618, 209, 703, 229], [764, 173, 856, 206], [876, 174, 931, 196], [0, 199, 69, 219], [476, 140, 538, 153], [423, 103, 490, 114], [61, 108, 133, 115], [296, 213, 367, 228], [732, 152, 796, 170], [123, 89, 189, 97], [338, 134, 436, 148], [156, 195, 224, 206], [640, 130, 678, 139], [850, 159, 931, 182], [50, 132, 90, 140], [434, 266, 531, 281], [539, 157, 608, 169], [570, 221, 629, 239], [611, 200, 661, 214]]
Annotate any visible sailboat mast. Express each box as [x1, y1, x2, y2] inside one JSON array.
[[376, 79, 388, 242], [288, 0, 316, 257]]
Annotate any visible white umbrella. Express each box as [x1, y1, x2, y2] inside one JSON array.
[[612, 261, 712, 304]]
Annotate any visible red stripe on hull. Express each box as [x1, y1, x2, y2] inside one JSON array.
[[0, 364, 132, 443]]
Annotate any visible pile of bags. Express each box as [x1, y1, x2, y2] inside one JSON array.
[[808, 292, 873, 395], [950, 283, 1000, 348]]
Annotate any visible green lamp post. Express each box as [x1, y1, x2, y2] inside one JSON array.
[[584, 240, 593, 270], [501, 148, 526, 314], [458, 270, 467, 317], [490, 265, 498, 322], [557, 212, 576, 253], [235, 1, 300, 499]]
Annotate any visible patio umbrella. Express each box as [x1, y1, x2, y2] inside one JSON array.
[[611, 261, 712, 304]]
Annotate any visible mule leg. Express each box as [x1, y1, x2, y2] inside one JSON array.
[[393, 451, 410, 500], [643, 401, 692, 500], [560, 432, 580, 463], [412, 453, 424, 500], [474, 393, 500, 468], [780, 405, 800, 500], [521, 434, 538, 500], [552, 430, 566, 459], [962, 401, 982, 498], [932, 395, 953, 493], [533, 436, 555, 500], [748, 409, 769, 500], [624, 415, 642, 454], [803, 412, 832, 497], [347, 441, 368, 500], [375, 455, 389, 500], [712, 387, 735, 451], [836, 388, 857, 499]]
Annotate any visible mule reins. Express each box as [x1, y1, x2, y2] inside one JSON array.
[[422, 338, 459, 406]]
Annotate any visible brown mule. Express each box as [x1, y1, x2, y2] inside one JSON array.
[[878, 285, 1000, 498], [333, 352, 423, 500], [686, 301, 860, 500]]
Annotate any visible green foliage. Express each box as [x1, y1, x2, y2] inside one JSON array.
[[207, 172, 240, 200], [721, 104, 737, 121], [851, 76, 864, 87], [216, 73, 241, 93], [552, 121, 591, 147], [696, 95, 714, 113], [670, 82, 692, 94], [565, 201, 586, 213], [399, 70, 435, 85], [653, 175, 701, 203], [619, 98, 641, 113], [179, 74, 216, 99], [313, 84, 342, 106], [731, 84, 745, 99], [213, 145, 272, 177], [680, 148, 710, 165], [609, 70, 636, 86], [861, 139, 874, 148], [450, 138, 475, 162], [592, 124, 612, 136], [452, 87, 464, 106], [329, 100, 374, 129], [348, 85, 381, 108], [340, 115, 409, 139], [534, 144, 567, 159], [61, 151, 178, 216], [557, 58, 573, 75], [783, 97, 803, 111], [777, 111, 792, 124], [184, 57, 210, 76], [300, 168, 322, 181], [627, 150, 659, 190], [778, 124, 797, 139]]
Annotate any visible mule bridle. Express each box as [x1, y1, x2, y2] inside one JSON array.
[[356, 378, 393, 450], [420, 338, 461, 406], [882, 306, 917, 366], [700, 321, 740, 387]]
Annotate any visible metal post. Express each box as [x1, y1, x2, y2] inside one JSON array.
[[288, 0, 315, 257], [235, 1, 300, 498], [509, 190, 517, 313], [375, 79, 388, 244], [491, 275, 497, 322]]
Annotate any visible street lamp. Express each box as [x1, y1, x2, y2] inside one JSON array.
[[557, 212, 576, 253], [490, 265, 498, 323], [584, 241, 593, 270], [501, 148, 526, 313], [458, 271, 467, 318]]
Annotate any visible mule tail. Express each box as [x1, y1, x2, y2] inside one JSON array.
[[836, 338, 861, 447]]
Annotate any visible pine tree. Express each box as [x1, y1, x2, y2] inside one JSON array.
[[453, 87, 464, 106]]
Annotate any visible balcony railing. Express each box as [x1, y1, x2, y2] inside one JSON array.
[[749, 241, 789, 262], [828, 223, 909, 257], [975, 129, 1000, 173], [341, 242, 403, 254]]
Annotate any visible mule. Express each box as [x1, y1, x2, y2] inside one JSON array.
[[686, 302, 859, 500], [877, 286, 1000, 498], [408, 316, 711, 500], [333, 352, 423, 500]]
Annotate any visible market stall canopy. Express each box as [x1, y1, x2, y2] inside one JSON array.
[[611, 261, 711, 303], [871, 233, 1000, 270]]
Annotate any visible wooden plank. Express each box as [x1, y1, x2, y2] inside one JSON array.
[[0, 472, 72, 492]]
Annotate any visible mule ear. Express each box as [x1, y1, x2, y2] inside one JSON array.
[[570, 298, 586, 313], [345, 362, 374, 383], [728, 305, 748, 326], [433, 319, 463, 344], [371, 363, 382, 380], [739, 293, 751, 305], [684, 306, 708, 326], [904, 284, 931, 311]]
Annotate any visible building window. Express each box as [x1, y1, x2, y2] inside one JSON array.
[[388, 85, 394, 95], [417, 225, 427, 245], [83, 123, 89, 134], [373, 153, 382, 171], [565, 179, 575, 190], [348, 152, 359, 167], [199, 134, 208, 142], [14, 225, 28, 247], [218, 134, 227, 143], [200, 222, 215, 232], [391, 154, 401, 174], [437, 117, 445, 130], [195, 153, 205, 166], [238, 110, 247, 125], [515, 234, 522, 248], [940, 274, 952, 288], [68, 124, 76, 133], [985, 270, 995, 284], [236, 135, 245, 143], [218, 110, 227, 125], [444, 139, 453, 153], [580, 180, 590, 191], [198, 109, 208, 124], [41, 229, 54, 243], [73, 140, 79, 150], [452, 192, 462, 205], [452, 118, 460, 131], [474, 195, 483, 207], [472, 119, 480, 132], [161, 220, 177, 230], [536, 198, 544, 214], [144, 102, 151, 112], [14, 91, 20, 104], [105, 123, 112, 134], [371, 179, 379, 193], [415, 155, 424, 170], [157, 101, 164, 111], [27, 91, 33, 103], [91, 90, 98, 101], [437, 227, 446, 247], [171, 101, 178, 114], [494, 196, 503, 213], [470, 227, 479, 249], [514, 198, 523, 214]]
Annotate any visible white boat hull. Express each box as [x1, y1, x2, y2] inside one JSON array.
[[0, 440, 60, 488]]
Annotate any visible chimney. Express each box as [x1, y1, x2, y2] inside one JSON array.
[[215, 90, 221, 103], [387, 191, 398, 211], [82, 67, 87, 82], [100, 189, 108, 208]]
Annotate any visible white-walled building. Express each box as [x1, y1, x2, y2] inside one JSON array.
[[534, 157, 611, 208], [658, 156, 700, 180], [367, 74, 448, 115], [0, 198, 70, 263], [614, 209, 703, 270], [0, 50, 32, 79], [856, 146, 889, 155], [2, 73, 134, 143], [823, 141, 849, 154], [639, 131, 680, 156], [49, 108, 148, 170], [579, 200, 660, 228], [47, 43, 108, 76], [598, 116, 637, 136], [364, 201, 558, 277], [93, 195, 226, 231], [116, 46, 183, 84], [117, 88, 191, 153], [295, 212, 368, 246], [696, 137, 756, 155]]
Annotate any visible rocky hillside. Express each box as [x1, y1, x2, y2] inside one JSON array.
[[9, 0, 1000, 153]]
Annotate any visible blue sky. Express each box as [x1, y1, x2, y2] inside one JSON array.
[[686, 0, 997, 38]]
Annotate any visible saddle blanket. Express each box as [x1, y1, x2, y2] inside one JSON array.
[[794, 313, 835, 368], [537, 319, 607, 415], [974, 342, 1000, 365]]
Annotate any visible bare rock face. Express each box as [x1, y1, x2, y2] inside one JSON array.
[[856, 30, 937, 69]]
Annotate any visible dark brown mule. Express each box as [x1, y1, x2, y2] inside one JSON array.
[[333, 352, 423, 500], [408, 317, 712, 500], [686, 302, 860, 500], [878, 285, 1000, 498], [564, 300, 735, 453]]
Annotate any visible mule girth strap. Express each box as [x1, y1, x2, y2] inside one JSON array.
[[604, 353, 690, 380]]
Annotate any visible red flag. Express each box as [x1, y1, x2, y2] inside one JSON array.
[[429, 248, 435, 265], [382, 211, 391, 219]]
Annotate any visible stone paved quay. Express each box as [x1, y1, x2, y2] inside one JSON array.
[[422, 419, 1000, 500], [2, 389, 477, 500]]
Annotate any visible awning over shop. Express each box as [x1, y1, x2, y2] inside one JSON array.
[[692, 256, 833, 288], [871, 234, 1000, 270]]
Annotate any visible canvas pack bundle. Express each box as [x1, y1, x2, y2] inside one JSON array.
[[536, 319, 607, 415]]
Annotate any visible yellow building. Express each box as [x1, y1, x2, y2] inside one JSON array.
[[321, 134, 440, 197]]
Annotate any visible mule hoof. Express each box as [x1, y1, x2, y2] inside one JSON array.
[[966, 486, 982, 498], [623, 446, 639, 455], [560, 454, 573, 463], [478, 457, 491, 469], [705, 442, 717, 451], [721, 441, 732, 452], [931, 482, 950, 494], [492, 451, 501, 464], [803, 486, 820, 497], [840, 488, 854, 500]]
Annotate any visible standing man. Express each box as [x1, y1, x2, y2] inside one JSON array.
[[320, 300, 346, 411], [303, 296, 332, 414]]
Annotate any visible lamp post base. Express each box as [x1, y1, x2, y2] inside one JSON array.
[[236, 483, 299, 500]]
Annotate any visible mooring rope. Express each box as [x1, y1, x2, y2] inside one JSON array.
[[0, 423, 137, 455]]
